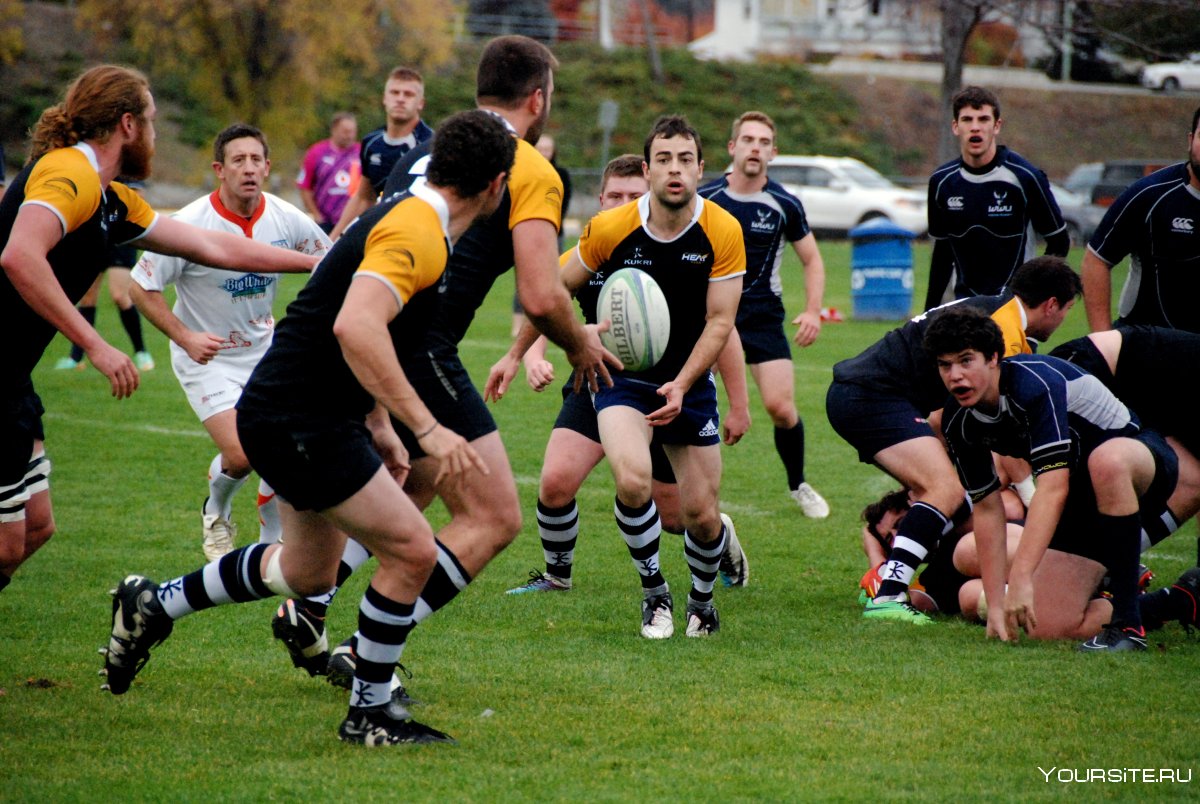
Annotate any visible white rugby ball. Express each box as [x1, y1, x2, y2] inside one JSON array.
[[596, 267, 670, 372]]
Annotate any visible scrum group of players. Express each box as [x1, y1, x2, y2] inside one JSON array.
[[3, 37, 1199, 746]]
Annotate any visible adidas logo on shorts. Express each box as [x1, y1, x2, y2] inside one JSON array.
[[698, 419, 719, 438]]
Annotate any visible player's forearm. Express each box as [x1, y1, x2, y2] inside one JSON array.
[[674, 316, 734, 392], [335, 319, 436, 434], [2, 248, 106, 352], [1008, 469, 1068, 583], [129, 284, 191, 345], [713, 329, 749, 414], [1081, 250, 1114, 331], [330, 191, 372, 240], [972, 493, 1011, 612]]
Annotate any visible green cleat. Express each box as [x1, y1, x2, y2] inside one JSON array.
[[863, 599, 934, 625]]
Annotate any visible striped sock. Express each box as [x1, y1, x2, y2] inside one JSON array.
[[684, 525, 727, 608], [537, 499, 579, 581], [615, 496, 666, 594], [156, 543, 271, 619], [351, 584, 414, 709]]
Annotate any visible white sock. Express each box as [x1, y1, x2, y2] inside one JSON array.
[[257, 479, 281, 543], [205, 454, 247, 520]]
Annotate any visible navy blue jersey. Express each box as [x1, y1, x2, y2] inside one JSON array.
[[942, 354, 1139, 502], [359, 120, 433, 196], [832, 294, 1021, 413], [1088, 162, 1200, 332], [928, 146, 1066, 298], [697, 177, 809, 304]]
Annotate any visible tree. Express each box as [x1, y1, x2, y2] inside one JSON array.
[[0, 0, 22, 66], [76, 0, 454, 152]]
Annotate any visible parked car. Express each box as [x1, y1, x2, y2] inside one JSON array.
[[1141, 54, 1200, 92], [1062, 162, 1102, 199], [1090, 158, 1175, 207], [765, 156, 927, 236], [1049, 183, 1103, 246]]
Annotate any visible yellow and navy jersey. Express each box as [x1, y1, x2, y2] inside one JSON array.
[[239, 182, 452, 423], [0, 144, 158, 377], [577, 193, 746, 384], [383, 129, 563, 354], [832, 292, 1032, 414]]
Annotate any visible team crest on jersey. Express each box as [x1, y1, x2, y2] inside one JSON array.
[[369, 153, 383, 166], [750, 208, 776, 232], [988, 191, 1012, 215], [222, 273, 274, 300], [1172, 217, 1194, 233], [947, 196, 964, 209]]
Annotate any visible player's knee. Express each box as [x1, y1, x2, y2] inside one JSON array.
[[765, 401, 798, 428], [221, 445, 252, 477], [25, 515, 55, 556], [1086, 448, 1132, 493], [539, 472, 581, 509]]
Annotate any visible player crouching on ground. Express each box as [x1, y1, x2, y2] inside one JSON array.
[[100, 110, 515, 747], [926, 306, 1177, 651]]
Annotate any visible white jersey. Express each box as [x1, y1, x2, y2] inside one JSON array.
[[132, 191, 330, 376]]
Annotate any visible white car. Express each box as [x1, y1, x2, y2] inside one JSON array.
[[1141, 54, 1200, 92], [765, 155, 927, 236]]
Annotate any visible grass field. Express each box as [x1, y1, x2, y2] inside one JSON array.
[[3, 240, 1197, 800]]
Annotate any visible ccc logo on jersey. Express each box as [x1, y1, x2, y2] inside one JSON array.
[[1172, 217, 1194, 232], [947, 196, 964, 209]]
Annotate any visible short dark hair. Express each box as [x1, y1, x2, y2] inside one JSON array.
[[923, 305, 1005, 361], [425, 110, 516, 197], [388, 66, 423, 84], [861, 489, 910, 545], [1009, 255, 1082, 307], [731, 110, 776, 141], [476, 35, 558, 109], [601, 154, 644, 189], [952, 85, 1001, 120], [643, 115, 703, 164], [213, 123, 268, 164]]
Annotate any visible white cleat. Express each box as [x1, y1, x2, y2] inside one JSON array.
[[717, 512, 749, 587], [202, 512, 237, 561], [640, 593, 674, 639], [791, 482, 830, 519]]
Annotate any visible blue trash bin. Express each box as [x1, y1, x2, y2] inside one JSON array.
[[849, 218, 916, 320]]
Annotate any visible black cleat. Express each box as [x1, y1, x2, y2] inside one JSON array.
[[1171, 567, 1200, 629], [684, 602, 720, 637], [100, 575, 174, 694], [326, 634, 416, 705], [271, 599, 329, 677], [1079, 623, 1148, 653], [337, 701, 454, 746]]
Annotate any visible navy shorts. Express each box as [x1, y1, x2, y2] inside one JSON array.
[[736, 299, 791, 365], [392, 351, 497, 458], [1048, 429, 1179, 563], [1, 383, 44, 487], [593, 374, 720, 447], [107, 243, 139, 269], [826, 380, 934, 464], [237, 413, 382, 512], [556, 374, 677, 483]]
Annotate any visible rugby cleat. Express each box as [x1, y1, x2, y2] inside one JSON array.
[[1170, 567, 1200, 629], [100, 575, 174, 694], [640, 592, 674, 639], [326, 635, 415, 705], [863, 598, 934, 625], [271, 599, 329, 677], [505, 570, 571, 595], [201, 500, 237, 562], [338, 701, 455, 746], [684, 602, 720, 637], [1079, 623, 1148, 653], [791, 482, 830, 519], [717, 513, 749, 588]]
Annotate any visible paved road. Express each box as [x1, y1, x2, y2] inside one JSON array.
[[811, 57, 1191, 97]]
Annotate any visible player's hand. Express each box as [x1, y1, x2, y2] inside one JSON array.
[[523, 357, 555, 392], [568, 321, 621, 394], [985, 609, 1012, 642], [183, 331, 225, 365], [85, 341, 139, 399], [722, 404, 750, 445], [1004, 576, 1038, 638], [484, 354, 520, 402], [370, 422, 411, 486], [647, 381, 683, 426], [419, 424, 490, 487], [791, 311, 822, 347]]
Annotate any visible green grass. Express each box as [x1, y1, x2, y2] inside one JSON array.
[[3, 242, 1197, 801]]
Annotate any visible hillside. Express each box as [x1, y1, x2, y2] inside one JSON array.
[[1, 3, 1191, 203]]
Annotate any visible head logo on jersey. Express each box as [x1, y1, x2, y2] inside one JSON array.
[[988, 190, 1012, 215], [751, 208, 776, 232]]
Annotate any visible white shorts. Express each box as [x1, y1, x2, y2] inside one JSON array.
[[172, 354, 255, 423]]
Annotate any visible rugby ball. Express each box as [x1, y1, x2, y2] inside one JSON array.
[[596, 267, 670, 372]]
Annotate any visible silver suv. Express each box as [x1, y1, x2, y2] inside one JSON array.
[[766, 155, 927, 236]]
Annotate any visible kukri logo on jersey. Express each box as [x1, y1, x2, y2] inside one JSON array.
[[988, 190, 1013, 215]]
